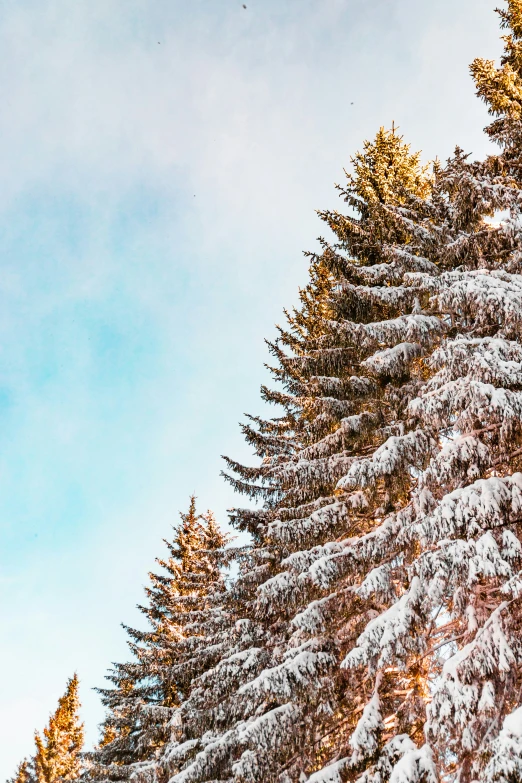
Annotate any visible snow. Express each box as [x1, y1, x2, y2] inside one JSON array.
[[388, 745, 437, 783], [484, 707, 522, 782], [307, 759, 349, 783], [343, 577, 424, 670], [350, 690, 383, 764]]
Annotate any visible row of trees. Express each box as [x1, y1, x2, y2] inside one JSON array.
[[11, 1, 522, 781]]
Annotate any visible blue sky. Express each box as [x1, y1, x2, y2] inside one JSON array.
[[0, 0, 503, 773]]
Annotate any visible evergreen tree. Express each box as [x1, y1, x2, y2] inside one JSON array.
[[7, 678, 83, 783], [88, 498, 234, 781], [154, 127, 438, 783], [33, 674, 84, 783]]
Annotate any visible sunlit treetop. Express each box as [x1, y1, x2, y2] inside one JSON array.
[[346, 124, 432, 206], [471, 0, 522, 121]]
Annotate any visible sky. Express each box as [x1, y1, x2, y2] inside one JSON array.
[[0, 0, 504, 774]]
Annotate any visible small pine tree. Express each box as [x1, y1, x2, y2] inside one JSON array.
[[89, 497, 234, 781], [32, 674, 84, 783]]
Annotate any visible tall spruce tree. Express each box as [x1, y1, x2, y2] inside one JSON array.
[[152, 127, 440, 783], [88, 498, 233, 782]]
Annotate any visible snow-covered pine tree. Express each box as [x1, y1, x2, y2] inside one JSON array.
[[30, 674, 84, 783], [154, 127, 440, 783], [88, 498, 233, 782]]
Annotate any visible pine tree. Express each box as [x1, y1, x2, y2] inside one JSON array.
[[32, 674, 84, 783], [154, 127, 438, 783], [88, 497, 234, 781]]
